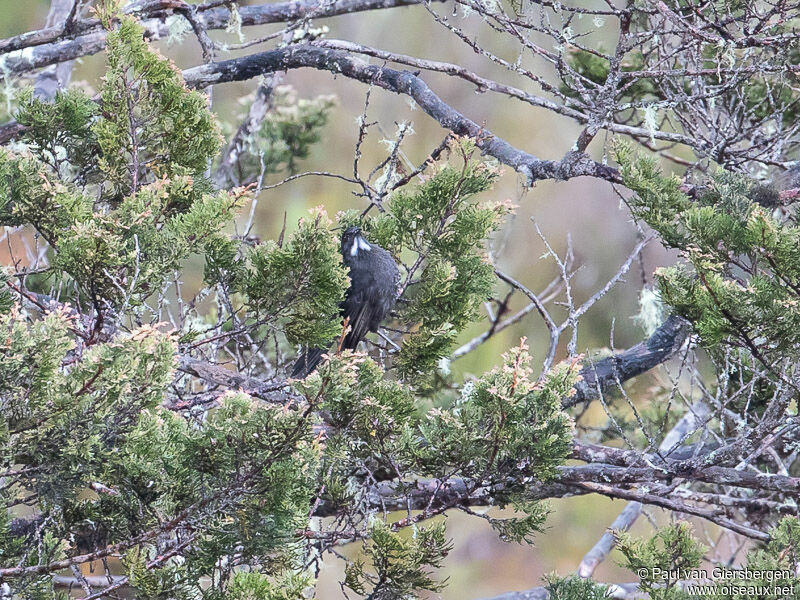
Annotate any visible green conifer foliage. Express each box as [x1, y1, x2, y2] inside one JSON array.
[[213, 85, 335, 189], [543, 574, 610, 600], [245, 86, 335, 175], [419, 341, 575, 487], [617, 523, 706, 600], [339, 140, 514, 382], [291, 340, 575, 562], [614, 518, 800, 600], [0, 7, 587, 599], [95, 16, 222, 197], [0, 14, 246, 311], [221, 570, 312, 600], [243, 208, 349, 348], [616, 143, 800, 363], [343, 521, 452, 598], [1, 302, 317, 597], [0, 10, 328, 598]]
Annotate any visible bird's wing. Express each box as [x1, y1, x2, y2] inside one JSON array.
[[340, 247, 399, 350], [342, 288, 376, 349]]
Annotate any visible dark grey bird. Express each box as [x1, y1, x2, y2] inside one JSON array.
[[291, 226, 400, 378]]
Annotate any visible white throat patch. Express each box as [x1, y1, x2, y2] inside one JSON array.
[[350, 237, 371, 256]]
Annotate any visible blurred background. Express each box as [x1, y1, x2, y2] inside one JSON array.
[[1, 2, 691, 597]]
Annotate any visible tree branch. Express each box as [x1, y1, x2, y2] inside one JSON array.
[[178, 313, 692, 412], [32, 0, 78, 101], [0, 0, 443, 55], [577, 402, 710, 578], [9, 440, 795, 580], [181, 44, 621, 185], [176, 356, 295, 404], [566, 314, 691, 408]]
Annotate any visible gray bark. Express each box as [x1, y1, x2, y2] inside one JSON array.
[[182, 44, 621, 185]]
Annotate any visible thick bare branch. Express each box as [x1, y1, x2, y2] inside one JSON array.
[[566, 315, 691, 408], [32, 0, 78, 101], [578, 402, 711, 577], [0, 0, 444, 57], [176, 356, 295, 404], [182, 44, 621, 185]]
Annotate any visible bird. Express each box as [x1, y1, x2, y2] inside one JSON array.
[[291, 226, 400, 378]]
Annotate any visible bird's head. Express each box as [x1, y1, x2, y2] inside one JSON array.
[[341, 226, 372, 258]]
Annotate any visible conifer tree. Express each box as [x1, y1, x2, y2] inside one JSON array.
[[2, 1, 800, 599]]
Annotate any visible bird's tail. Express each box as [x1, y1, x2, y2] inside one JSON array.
[[290, 347, 328, 379]]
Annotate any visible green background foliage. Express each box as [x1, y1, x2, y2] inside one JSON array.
[[4, 2, 800, 599]]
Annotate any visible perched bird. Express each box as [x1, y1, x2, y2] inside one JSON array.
[[291, 226, 400, 378]]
